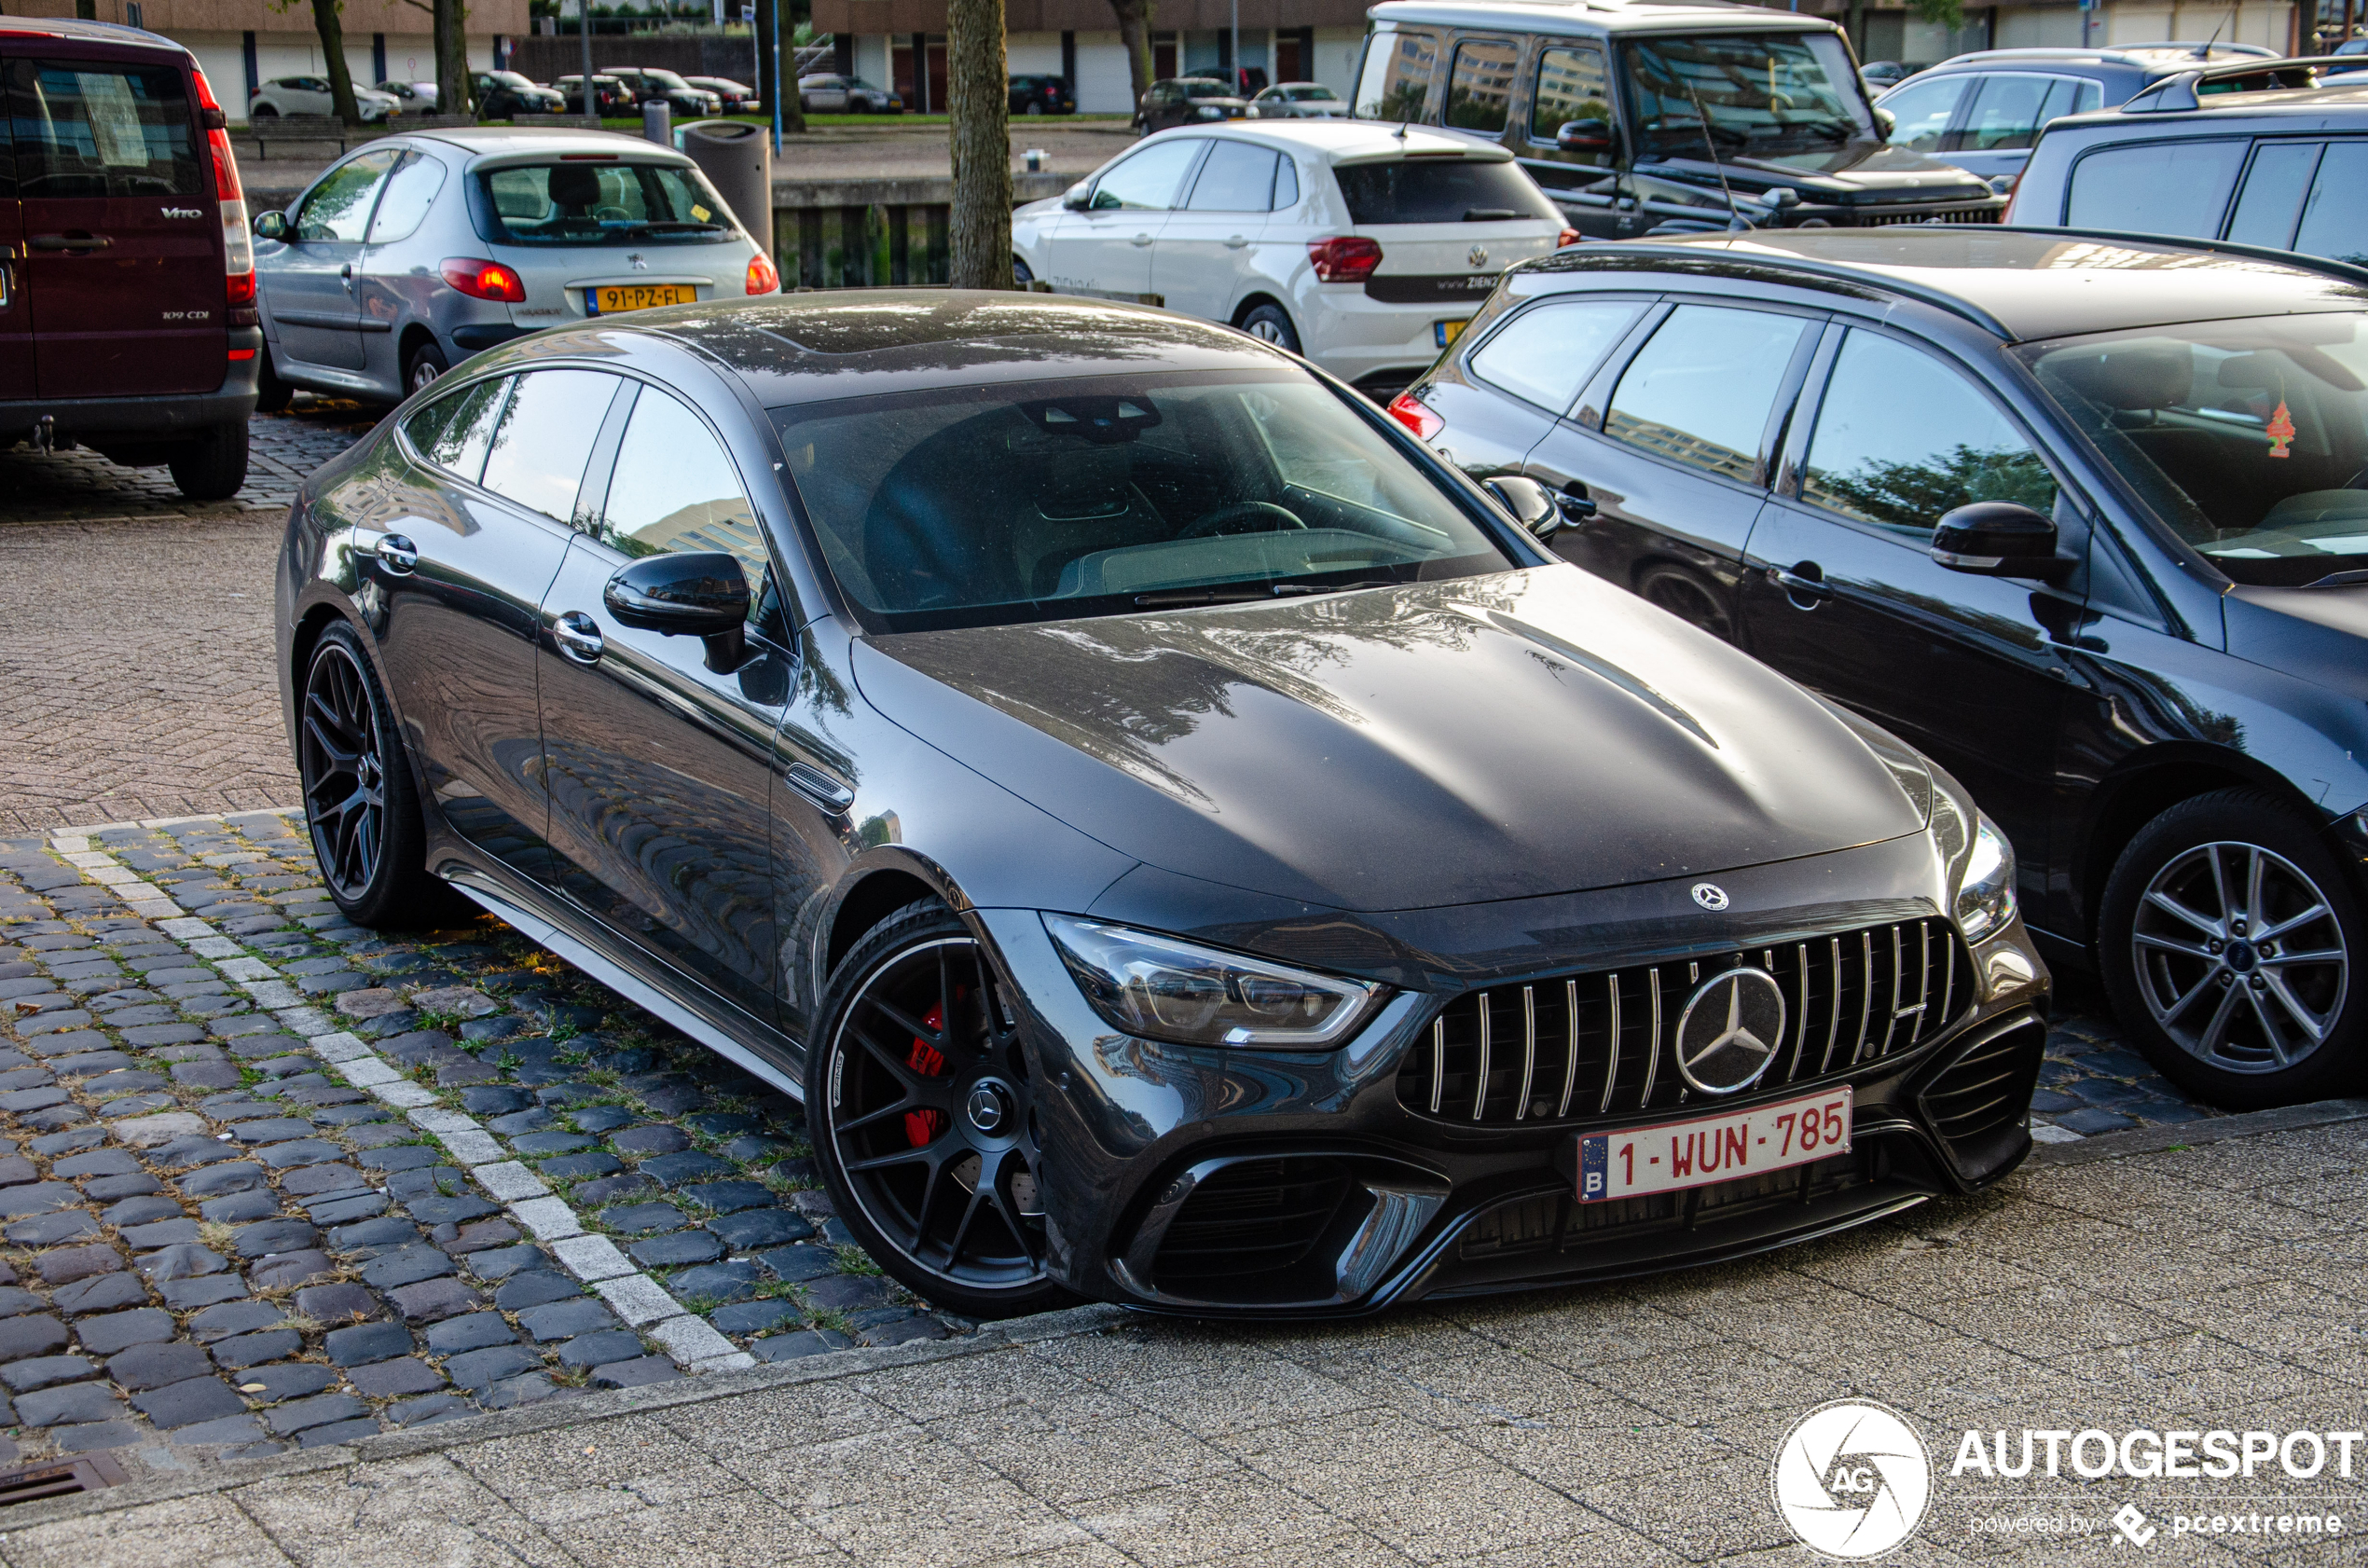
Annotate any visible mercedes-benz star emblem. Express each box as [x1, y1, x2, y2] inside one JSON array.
[[1467, 243, 1490, 268], [1674, 967, 1786, 1094], [1691, 882, 1730, 911], [965, 1084, 1006, 1134]]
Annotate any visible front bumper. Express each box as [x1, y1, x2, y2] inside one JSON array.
[[973, 833, 2051, 1317]]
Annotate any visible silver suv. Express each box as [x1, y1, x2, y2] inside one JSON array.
[[250, 127, 777, 405]]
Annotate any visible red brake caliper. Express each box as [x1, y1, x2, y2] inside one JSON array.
[[903, 1000, 950, 1147]]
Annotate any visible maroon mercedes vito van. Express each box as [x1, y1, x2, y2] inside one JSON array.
[[2, 18, 260, 498]]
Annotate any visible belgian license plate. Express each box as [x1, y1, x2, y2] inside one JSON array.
[[1577, 1086, 1851, 1203], [587, 283, 694, 315], [1435, 319, 1468, 349]]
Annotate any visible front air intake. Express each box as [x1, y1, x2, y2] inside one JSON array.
[[1918, 1016, 2046, 1183]]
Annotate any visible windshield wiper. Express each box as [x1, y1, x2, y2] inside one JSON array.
[[2302, 567, 2368, 588], [1134, 580, 1398, 608]]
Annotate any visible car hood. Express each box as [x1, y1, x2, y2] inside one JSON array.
[[1645, 139, 1996, 203], [850, 566, 1926, 913]]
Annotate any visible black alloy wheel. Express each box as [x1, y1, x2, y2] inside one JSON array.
[[2100, 787, 2366, 1109], [296, 622, 446, 928], [812, 901, 1074, 1318]]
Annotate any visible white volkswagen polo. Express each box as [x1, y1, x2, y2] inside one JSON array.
[[1012, 120, 1574, 397]]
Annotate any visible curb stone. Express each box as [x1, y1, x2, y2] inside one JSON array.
[[2028, 1094, 2368, 1166]]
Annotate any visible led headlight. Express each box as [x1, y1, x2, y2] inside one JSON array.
[[1043, 915, 1384, 1048], [1953, 814, 2017, 942]]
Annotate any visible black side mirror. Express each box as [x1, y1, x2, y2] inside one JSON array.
[[1484, 475, 1564, 538], [253, 210, 289, 241], [605, 551, 752, 669], [1557, 118, 1618, 156], [1930, 502, 2074, 582]]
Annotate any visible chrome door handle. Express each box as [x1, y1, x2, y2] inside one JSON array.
[[1767, 562, 1830, 603], [553, 611, 604, 664], [783, 761, 855, 813], [375, 533, 419, 574], [1131, 232, 1154, 246]]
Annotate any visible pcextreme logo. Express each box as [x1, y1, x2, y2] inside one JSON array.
[[1771, 1399, 1933, 1559]]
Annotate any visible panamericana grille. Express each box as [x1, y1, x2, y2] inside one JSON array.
[[1397, 918, 1969, 1127], [1855, 204, 2003, 227]]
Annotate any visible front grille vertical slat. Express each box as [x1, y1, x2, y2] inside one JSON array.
[[1428, 1018, 1445, 1115], [1472, 995, 1492, 1121], [1639, 970, 1663, 1108], [1600, 973, 1622, 1114], [1940, 932, 1957, 1030], [1878, 925, 1905, 1058], [1788, 942, 1809, 1080], [1913, 920, 1933, 1043], [1821, 936, 1844, 1073], [1852, 931, 1876, 1065], [1557, 978, 1580, 1117], [1515, 985, 1537, 1121]]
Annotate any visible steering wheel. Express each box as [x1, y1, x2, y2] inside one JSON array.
[[1179, 501, 1307, 539]]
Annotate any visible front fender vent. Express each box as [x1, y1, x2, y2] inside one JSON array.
[[1918, 1016, 2046, 1183]]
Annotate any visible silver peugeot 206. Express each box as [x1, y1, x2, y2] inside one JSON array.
[[250, 127, 779, 406]]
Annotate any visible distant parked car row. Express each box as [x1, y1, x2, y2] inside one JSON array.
[[251, 66, 748, 123]]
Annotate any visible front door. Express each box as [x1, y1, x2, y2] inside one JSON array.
[[262, 148, 396, 373], [1052, 138, 1205, 302], [1522, 300, 1819, 646], [1152, 138, 1278, 321], [537, 378, 789, 1017], [1512, 39, 1629, 238], [1737, 325, 2073, 905], [8, 50, 225, 399]]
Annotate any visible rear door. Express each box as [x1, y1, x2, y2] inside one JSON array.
[[7, 48, 224, 399]]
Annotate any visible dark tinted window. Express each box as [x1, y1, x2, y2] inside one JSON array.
[[479, 370, 621, 525], [1803, 331, 2057, 538], [2064, 138, 2244, 235], [1353, 27, 1438, 121], [1530, 44, 1610, 146], [1469, 299, 1644, 414], [1605, 306, 1809, 483], [1332, 158, 1558, 224], [5, 57, 201, 199], [1446, 38, 1518, 133], [407, 377, 511, 483], [602, 386, 764, 570], [2293, 141, 2368, 267], [1623, 34, 1871, 158], [476, 160, 737, 246], [1184, 140, 1281, 211]]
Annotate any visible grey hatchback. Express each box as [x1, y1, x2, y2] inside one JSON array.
[[251, 127, 777, 406]]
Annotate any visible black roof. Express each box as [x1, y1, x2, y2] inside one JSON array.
[[1520, 228, 2368, 342]]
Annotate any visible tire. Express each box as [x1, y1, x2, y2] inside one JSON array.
[[296, 621, 452, 928], [254, 344, 295, 414], [2098, 786, 2367, 1110], [810, 900, 1078, 1320], [404, 338, 449, 398], [167, 421, 249, 501], [252, 102, 278, 118], [1025, 101, 1044, 115], [1012, 254, 1035, 286], [1238, 301, 1301, 353]]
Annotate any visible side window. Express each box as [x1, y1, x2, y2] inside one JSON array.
[[409, 376, 510, 483], [1091, 139, 1205, 210], [2064, 138, 2246, 236], [7, 57, 205, 199], [1272, 155, 1300, 210], [2226, 141, 2321, 248], [295, 149, 398, 242], [1802, 331, 2058, 540], [600, 386, 769, 617], [1184, 141, 1281, 211], [1529, 44, 1611, 153], [477, 370, 622, 525], [1879, 73, 1971, 152], [1468, 299, 1645, 415], [1951, 75, 2058, 152], [1353, 28, 1438, 121], [365, 151, 447, 244], [1445, 37, 1518, 133], [2293, 141, 2368, 267], [1604, 306, 1810, 484]]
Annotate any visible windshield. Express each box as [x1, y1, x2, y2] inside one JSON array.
[[489, 72, 533, 89], [640, 69, 694, 89], [1333, 158, 1559, 224], [1181, 79, 1234, 99], [772, 370, 1513, 633], [1290, 85, 1337, 100], [475, 161, 737, 245], [1624, 33, 1875, 158], [2020, 313, 2368, 586]]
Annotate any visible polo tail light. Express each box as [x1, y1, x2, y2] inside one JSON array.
[[1557, 227, 1582, 249], [1386, 392, 1444, 441], [1307, 235, 1384, 283], [194, 65, 256, 327], [441, 258, 528, 302], [747, 250, 779, 295]]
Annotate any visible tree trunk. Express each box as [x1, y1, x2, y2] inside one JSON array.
[[754, 0, 775, 131], [434, 0, 471, 121], [945, 0, 1012, 289], [311, 0, 361, 125], [1109, 0, 1154, 122]]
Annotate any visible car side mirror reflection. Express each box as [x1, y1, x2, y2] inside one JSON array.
[[1483, 475, 1572, 538], [1930, 501, 2076, 582], [1872, 106, 1897, 139], [253, 210, 289, 241], [604, 551, 752, 670], [1557, 118, 1618, 157], [1062, 181, 1093, 210]]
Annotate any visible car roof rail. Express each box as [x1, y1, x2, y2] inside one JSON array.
[[1517, 242, 2017, 340], [1970, 223, 2368, 289], [2120, 53, 2352, 111]]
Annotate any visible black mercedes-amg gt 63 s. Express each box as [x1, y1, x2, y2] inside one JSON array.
[[275, 292, 2048, 1318]]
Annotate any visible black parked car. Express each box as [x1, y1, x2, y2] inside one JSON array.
[[1010, 73, 1074, 115], [1135, 76, 1250, 132], [273, 292, 2045, 1316], [1401, 227, 2368, 1110], [553, 75, 635, 117], [685, 75, 760, 113], [472, 70, 564, 118]]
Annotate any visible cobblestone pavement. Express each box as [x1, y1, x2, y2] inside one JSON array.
[[0, 812, 953, 1475], [0, 400, 379, 527], [0, 1113, 2363, 1564]]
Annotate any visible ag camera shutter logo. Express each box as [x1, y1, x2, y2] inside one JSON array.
[[1772, 1399, 1932, 1558]]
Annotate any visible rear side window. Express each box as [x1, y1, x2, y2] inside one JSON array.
[[1605, 306, 1810, 484], [1185, 141, 1282, 211], [2064, 139, 2245, 236], [1950, 75, 2098, 152], [2294, 142, 2368, 267], [5, 57, 203, 198], [478, 370, 621, 525], [1354, 28, 1438, 121], [1332, 158, 1558, 224], [1445, 38, 1518, 133], [1878, 73, 1971, 152], [2225, 141, 2320, 248], [1469, 299, 1644, 414], [1530, 44, 1610, 145], [476, 160, 735, 246], [406, 377, 511, 483]]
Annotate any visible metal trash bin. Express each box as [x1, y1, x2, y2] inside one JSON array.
[[677, 118, 772, 248], [641, 100, 671, 146]]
